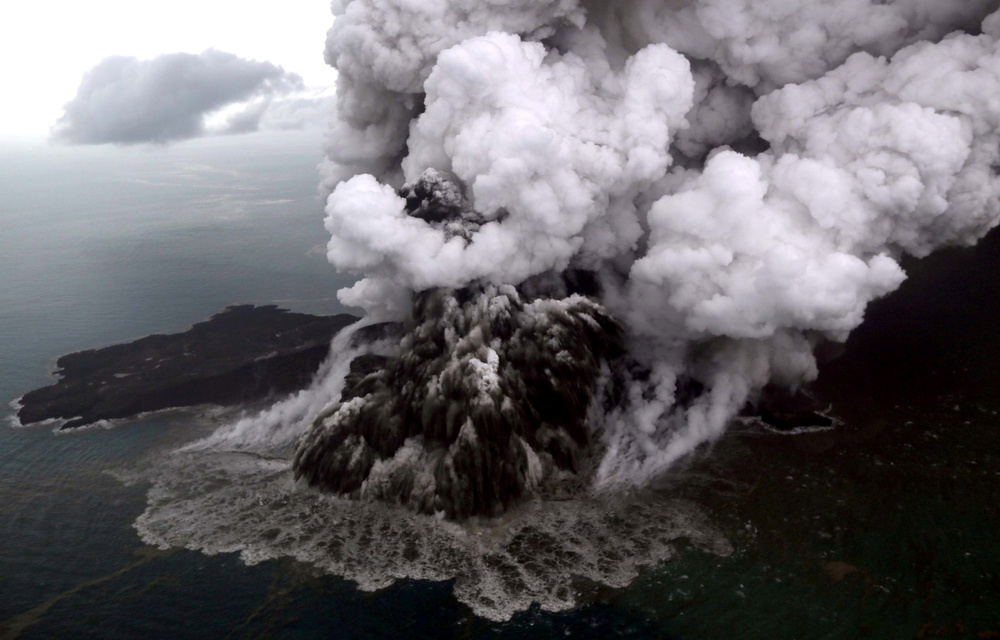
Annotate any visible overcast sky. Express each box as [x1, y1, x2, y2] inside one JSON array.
[[0, 1, 336, 141]]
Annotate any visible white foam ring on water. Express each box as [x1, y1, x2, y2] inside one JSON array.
[[125, 327, 732, 621], [131, 447, 731, 621]]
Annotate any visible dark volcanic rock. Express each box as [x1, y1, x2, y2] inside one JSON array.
[[18, 305, 358, 429]]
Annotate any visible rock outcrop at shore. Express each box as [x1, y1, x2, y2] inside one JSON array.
[[18, 305, 357, 429]]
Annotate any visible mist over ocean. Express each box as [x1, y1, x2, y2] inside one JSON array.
[[1, 131, 998, 639]]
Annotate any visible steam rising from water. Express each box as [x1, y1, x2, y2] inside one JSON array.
[[187, 322, 378, 452]]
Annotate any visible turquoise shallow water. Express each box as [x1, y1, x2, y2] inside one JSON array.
[[1, 132, 998, 639]]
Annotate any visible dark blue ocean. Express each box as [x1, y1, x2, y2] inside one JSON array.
[[1, 132, 998, 639]]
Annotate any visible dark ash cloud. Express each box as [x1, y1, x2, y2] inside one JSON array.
[[52, 49, 304, 145]]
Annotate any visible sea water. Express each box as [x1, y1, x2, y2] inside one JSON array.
[[2, 131, 998, 639], [0, 132, 368, 638]]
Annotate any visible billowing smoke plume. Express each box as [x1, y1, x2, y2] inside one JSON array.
[[300, 0, 1000, 511]]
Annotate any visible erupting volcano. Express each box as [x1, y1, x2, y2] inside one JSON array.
[[120, 0, 1000, 620], [283, 0, 1000, 515]]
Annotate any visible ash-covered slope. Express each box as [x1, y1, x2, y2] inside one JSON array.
[[18, 305, 357, 429]]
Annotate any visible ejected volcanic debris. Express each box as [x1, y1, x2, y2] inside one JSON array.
[[18, 305, 357, 429], [293, 282, 623, 519]]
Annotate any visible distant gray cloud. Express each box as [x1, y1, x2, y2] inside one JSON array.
[[220, 90, 336, 136], [52, 49, 305, 145]]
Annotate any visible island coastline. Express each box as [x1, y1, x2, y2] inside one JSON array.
[[16, 305, 358, 430]]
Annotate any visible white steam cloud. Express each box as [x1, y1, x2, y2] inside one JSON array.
[[314, 0, 1000, 488]]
